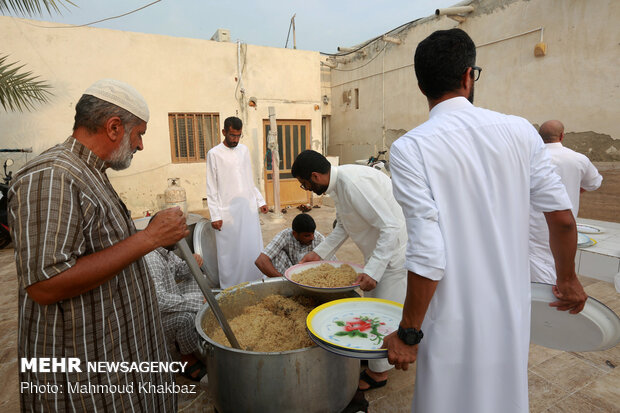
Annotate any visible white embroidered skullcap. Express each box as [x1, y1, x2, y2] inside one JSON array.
[[83, 79, 150, 122]]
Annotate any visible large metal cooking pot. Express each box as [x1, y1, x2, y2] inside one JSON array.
[[196, 278, 360, 413]]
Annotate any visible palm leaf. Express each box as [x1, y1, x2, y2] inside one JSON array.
[[0, 1, 79, 112], [0, 55, 53, 112], [0, 0, 76, 16]]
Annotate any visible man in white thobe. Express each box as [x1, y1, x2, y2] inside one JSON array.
[[530, 119, 603, 283], [384, 29, 587, 413], [206, 116, 268, 288], [292, 150, 407, 391]]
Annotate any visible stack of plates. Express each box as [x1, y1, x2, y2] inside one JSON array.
[[306, 298, 403, 359], [577, 232, 597, 248], [577, 224, 604, 234]]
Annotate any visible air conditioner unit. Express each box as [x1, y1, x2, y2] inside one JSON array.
[[211, 28, 230, 42]]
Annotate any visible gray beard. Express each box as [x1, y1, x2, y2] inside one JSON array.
[[107, 131, 133, 171]]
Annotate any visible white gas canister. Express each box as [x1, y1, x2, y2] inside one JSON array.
[[164, 178, 187, 217]]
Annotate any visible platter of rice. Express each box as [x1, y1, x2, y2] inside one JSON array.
[[284, 261, 363, 293]]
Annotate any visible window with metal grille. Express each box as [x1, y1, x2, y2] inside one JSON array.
[[168, 113, 220, 163]]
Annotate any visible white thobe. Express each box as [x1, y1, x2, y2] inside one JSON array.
[[529, 142, 602, 283], [313, 165, 408, 372], [390, 97, 571, 413], [206, 143, 265, 288]]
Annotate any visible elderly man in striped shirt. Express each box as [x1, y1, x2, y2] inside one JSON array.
[[9, 79, 187, 412]]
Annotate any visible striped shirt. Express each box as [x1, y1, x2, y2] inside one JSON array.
[[144, 248, 203, 354], [144, 248, 203, 314], [8, 137, 176, 412], [262, 228, 326, 273]]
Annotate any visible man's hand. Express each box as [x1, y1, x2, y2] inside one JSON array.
[[193, 254, 204, 267], [382, 331, 418, 371], [544, 210, 586, 314], [211, 220, 223, 231], [550, 277, 588, 314], [255, 253, 283, 278], [353, 273, 377, 291], [259, 204, 269, 214], [299, 251, 322, 263], [143, 207, 188, 249]]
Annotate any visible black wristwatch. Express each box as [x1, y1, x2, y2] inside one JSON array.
[[397, 325, 424, 345]]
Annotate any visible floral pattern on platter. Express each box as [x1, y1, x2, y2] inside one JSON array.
[[334, 317, 387, 345], [308, 298, 403, 355], [324, 312, 397, 349]]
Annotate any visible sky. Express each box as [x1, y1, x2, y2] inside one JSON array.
[[5, 0, 458, 53]]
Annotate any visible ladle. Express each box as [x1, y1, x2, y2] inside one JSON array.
[[176, 239, 241, 349]]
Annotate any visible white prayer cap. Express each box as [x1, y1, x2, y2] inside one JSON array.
[[83, 79, 150, 122]]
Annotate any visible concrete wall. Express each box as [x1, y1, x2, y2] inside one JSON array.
[[1, 17, 323, 216], [328, 0, 620, 164]]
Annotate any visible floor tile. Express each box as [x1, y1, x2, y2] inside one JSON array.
[[545, 393, 605, 413], [578, 275, 602, 288], [528, 370, 570, 412], [569, 344, 620, 373], [585, 281, 620, 304], [364, 366, 416, 406], [530, 352, 607, 392], [574, 368, 620, 413], [529, 344, 563, 369], [0, 362, 19, 413], [367, 391, 413, 413]]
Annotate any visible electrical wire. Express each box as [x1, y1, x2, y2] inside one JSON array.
[[22, 0, 162, 29], [320, 17, 422, 57], [329, 42, 387, 72]]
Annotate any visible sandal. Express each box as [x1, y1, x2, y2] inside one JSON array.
[[358, 369, 387, 391], [180, 360, 207, 382]]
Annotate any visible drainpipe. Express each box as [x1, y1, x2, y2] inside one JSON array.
[[381, 45, 385, 153], [268, 106, 284, 221], [435, 5, 474, 23], [237, 40, 245, 100], [435, 6, 475, 15]]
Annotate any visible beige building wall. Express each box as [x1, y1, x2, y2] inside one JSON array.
[[1, 17, 323, 216], [327, 0, 620, 164]]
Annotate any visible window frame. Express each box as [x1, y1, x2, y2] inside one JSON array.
[[168, 112, 220, 163]]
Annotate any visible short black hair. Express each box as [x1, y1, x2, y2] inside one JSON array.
[[291, 150, 331, 181], [292, 213, 316, 233], [223, 116, 243, 131], [414, 28, 476, 100]]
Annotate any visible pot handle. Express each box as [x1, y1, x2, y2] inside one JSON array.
[[205, 341, 215, 357]]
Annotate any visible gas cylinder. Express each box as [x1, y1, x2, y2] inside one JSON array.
[[164, 178, 187, 217]]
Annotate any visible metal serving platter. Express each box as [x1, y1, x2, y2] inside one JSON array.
[[530, 282, 620, 352], [306, 297, 403, 359], [284, 261, 363, 293]]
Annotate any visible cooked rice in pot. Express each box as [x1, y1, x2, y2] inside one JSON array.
[[207, 295, 318, 351]]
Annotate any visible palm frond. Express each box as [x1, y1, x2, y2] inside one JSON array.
[[0, 0, 76, 17], [0, 55, 53, 112]]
